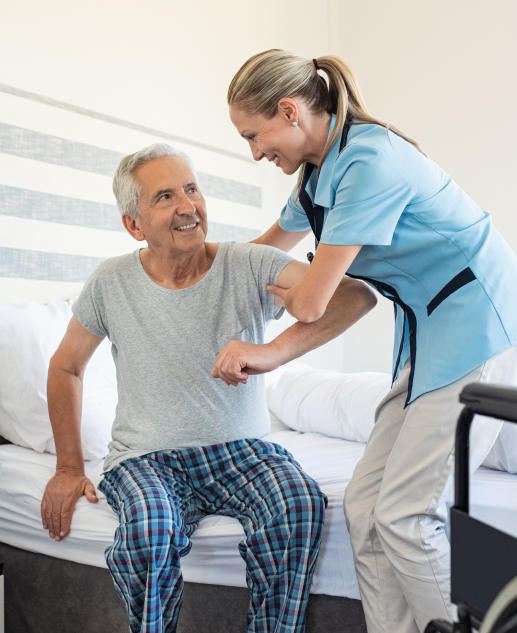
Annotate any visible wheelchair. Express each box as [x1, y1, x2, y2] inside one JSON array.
[[425, 383, 517, 633]]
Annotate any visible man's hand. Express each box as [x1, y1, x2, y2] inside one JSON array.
[[211, 340, 283, 386], [41, 468, 98, 541]]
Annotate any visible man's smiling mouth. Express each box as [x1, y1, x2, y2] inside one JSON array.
[[174, 222, 199, 232]]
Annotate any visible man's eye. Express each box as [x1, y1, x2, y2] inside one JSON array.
[[159, 194, 170, 200]]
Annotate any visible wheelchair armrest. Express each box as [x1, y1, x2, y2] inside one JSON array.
[[455, 382, 517, 513], [459, 383, 517, 424]]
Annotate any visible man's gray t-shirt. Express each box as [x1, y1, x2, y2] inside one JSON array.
[[72, 242, 293, 472]]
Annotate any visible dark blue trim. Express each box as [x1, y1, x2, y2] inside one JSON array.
[[347, 273, 417, 407], [427, 268, 476, 316]]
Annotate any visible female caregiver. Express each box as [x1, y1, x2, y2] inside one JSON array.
[[228, 50, 517, 633]]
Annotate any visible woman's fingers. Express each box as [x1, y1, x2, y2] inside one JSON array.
[[267, 284, 288, 299]]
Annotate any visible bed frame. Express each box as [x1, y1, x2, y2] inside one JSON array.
[[0, 541, 366, 633]]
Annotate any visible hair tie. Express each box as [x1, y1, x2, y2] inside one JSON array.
[[312, 58, 320, 71]]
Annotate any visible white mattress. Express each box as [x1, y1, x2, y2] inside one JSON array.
[[1, 420, 516, 600]]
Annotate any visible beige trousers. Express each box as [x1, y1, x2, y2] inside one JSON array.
[[344, 346, 517, 633]]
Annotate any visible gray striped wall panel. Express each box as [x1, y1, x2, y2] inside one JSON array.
[[0, 83, 253, 163], [0, 184, 124, 232], [0, 123, 261, 207], [0, 185, 261, 239], [206, 223, 259, 242], [0, 223, 259, 283], [0, 247, 105, 283]]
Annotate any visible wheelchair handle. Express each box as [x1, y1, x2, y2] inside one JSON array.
[[455, 383, 517, 513]]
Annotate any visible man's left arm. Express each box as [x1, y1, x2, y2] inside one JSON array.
[[211, 261, 377, 386]]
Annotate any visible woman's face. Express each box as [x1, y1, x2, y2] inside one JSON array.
[[229, 103, 308, 176]]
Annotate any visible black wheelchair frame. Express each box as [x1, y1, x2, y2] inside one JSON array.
[[426, 383, 517, 633]]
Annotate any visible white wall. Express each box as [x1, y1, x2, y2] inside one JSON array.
[[1, 0, 352, 372], [333, 0, 517, 251], [0, 0, 330, 160], [2, 1, 516, 376], [328, 0, 517, 374]]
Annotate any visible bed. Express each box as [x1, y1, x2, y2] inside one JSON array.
[[0, 416, 367, 633], [1, 411, 517, 633], [1, 301, 517, 633]]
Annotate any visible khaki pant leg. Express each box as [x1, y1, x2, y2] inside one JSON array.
[[374, 346, 517, 633], [344, 363, 420, 633]]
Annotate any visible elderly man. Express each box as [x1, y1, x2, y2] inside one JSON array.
[[41, 143, 375, 633]]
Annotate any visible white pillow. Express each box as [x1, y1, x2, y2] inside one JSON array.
[[482, 422, 517, 474], [0, 299, 117, 460], [267, 364, 392, 443]]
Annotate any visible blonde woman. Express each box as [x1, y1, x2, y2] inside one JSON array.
[[227, 50, 517, 633]]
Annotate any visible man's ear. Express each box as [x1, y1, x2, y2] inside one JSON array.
[[277, 98, 299, 124], [122, 214, 146, 242]]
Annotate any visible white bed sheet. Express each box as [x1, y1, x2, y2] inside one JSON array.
[[1, 421, 516, 600]]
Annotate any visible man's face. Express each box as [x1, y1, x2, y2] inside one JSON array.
[[133, 156, 208, 253]]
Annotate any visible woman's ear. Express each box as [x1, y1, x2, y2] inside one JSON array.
[[122, 214, 146, 242], [277, 98, 299, 124]]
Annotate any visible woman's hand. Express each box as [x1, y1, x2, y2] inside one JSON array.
[[266, 283, 300, 317], [250, 220, 310, 252], [271, 244, 363, 323]]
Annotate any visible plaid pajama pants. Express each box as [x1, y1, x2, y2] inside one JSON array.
[[98, 439, 327, 633]]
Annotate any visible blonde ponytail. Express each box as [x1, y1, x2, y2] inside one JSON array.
[[228, 50, 425, 191]]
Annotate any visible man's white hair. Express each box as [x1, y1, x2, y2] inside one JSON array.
[[112, 143, 196, 220]]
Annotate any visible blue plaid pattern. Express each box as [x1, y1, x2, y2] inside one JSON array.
[[99, 439, 327, 633]]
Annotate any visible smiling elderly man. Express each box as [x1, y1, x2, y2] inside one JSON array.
[[41, 144, 375, 633]]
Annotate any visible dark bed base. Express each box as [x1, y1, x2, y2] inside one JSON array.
[[1, 541, 366, 633]]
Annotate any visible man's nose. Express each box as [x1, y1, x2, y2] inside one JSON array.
[[177, 192, 197, 214]]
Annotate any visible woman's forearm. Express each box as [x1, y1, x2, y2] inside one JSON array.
[[268, 278, 377, 364], [251, 220, 310, 252]]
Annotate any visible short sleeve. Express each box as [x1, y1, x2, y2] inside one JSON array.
[[248, 244, 294, 322], [72, 266, 109, 338], [320, 144, 414, 246], [279, 186, 312, 233]]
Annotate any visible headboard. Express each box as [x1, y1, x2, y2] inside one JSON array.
[[0, 83, 262, 306]]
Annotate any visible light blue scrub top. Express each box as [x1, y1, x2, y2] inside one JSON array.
[[280, 117, 517, 405]]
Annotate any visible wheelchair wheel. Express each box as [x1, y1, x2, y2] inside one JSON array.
[[480, 576, 517, 633]]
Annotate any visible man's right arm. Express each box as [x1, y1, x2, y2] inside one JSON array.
[[41, 316, 104, 541]]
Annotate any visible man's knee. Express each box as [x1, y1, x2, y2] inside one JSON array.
[[117, 484, 187, 552], [283, 473, 327, 537], [266, 466, 327, 535]]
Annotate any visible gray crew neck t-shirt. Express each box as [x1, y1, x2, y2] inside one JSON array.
[[72, 242, 293, 472]]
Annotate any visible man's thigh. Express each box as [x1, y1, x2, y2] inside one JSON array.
[[221, 441, 327, 536], [100, 456, 201, 549]]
